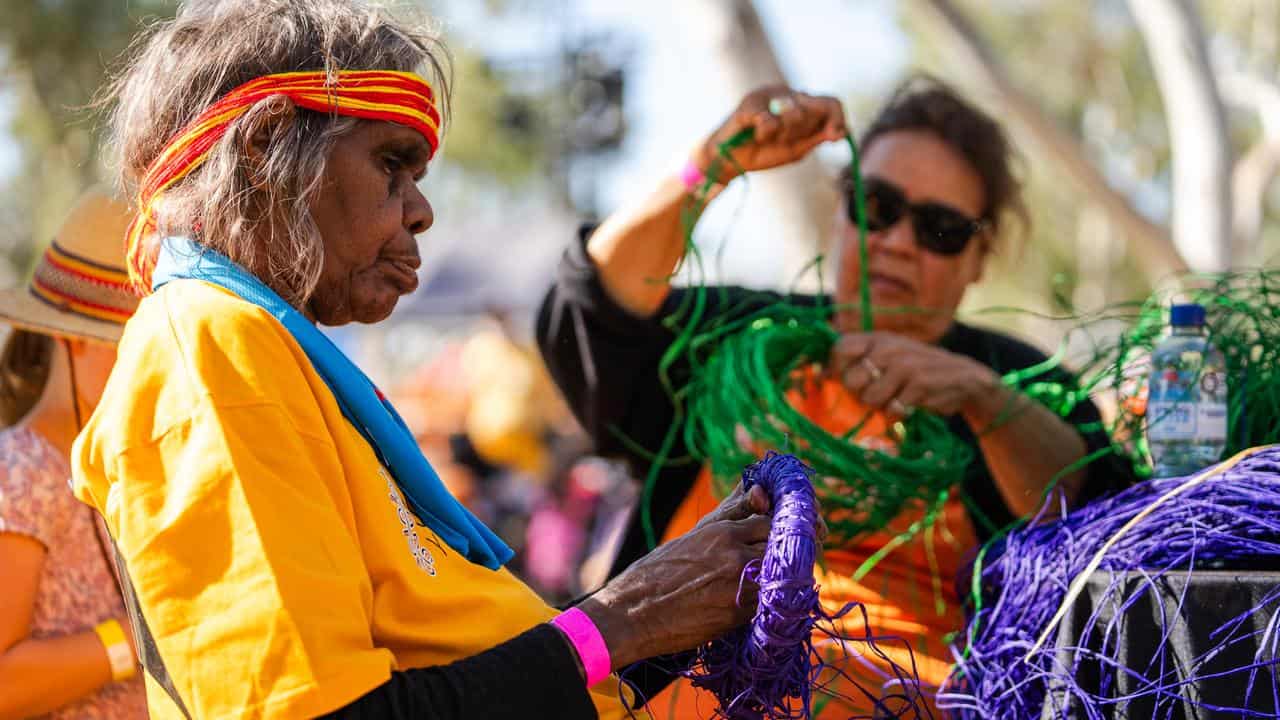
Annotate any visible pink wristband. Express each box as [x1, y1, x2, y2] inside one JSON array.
[[551, 607, 612, 687], [679, 158, 707, 191]]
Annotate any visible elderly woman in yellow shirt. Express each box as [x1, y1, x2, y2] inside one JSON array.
[[71, 2, 778, 719]]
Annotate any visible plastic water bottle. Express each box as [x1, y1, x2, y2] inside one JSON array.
[[1146, 303, 1228, 477]]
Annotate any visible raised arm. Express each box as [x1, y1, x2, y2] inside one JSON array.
[[588, 85, 848, 318]]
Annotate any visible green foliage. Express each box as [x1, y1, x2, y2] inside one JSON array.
[[0, 0, 170, 143], [0, 0, 174, 277], [441, 52, 548, 179]]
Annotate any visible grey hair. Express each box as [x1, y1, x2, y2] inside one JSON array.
[[104, 0, 450, 307]]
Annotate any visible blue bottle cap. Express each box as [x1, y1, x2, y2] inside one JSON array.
[[1170, 303, 1206, 327]]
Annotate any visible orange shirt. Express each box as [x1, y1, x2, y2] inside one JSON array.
[[654, 368, 974, 718]]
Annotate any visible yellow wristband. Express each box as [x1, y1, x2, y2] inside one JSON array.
[[93, 619, 136, 682]]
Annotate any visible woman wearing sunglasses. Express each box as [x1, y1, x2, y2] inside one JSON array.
[[538, 76, 1121, 715]]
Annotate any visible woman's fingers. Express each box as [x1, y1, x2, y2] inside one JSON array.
[[829, 333, 875, 380], [699, 481, 771, 529], [840, 358, 879, 395], [765, 90, 842, 150], [590, 512, 772, 662], [785, 92, 838, 140], [585, 467, 833, 664], [705, 85, 847, 175], [858, 362, 911, 410], [820, 95, 850, 140], [749, 107, 784, 144], [730, 513, 773, 545], [832, 332, 950, 413]]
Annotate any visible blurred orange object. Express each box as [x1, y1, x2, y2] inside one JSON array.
[[461, 330, 564, 477]]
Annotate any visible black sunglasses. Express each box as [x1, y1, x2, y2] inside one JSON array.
[[844, 177, 987, 256]]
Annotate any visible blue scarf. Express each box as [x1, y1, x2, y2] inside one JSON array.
[[153, 236, 513, 570]]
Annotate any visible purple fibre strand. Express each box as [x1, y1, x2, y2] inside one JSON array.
[[686, 452, 821, 719], [941, 446, 1280, 719], [682, 451, 931, 720]]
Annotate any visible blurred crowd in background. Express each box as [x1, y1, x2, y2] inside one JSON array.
[[376, 318, 636, 602]]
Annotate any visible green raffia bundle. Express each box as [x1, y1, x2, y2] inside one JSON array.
[[637, 125, 1280, 568], [637, 131, 973, 558], [1004, 270, 1280, 477], [680, 305, 973, 553]]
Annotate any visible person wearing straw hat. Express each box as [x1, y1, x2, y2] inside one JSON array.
[[0, 189, 146, 718]]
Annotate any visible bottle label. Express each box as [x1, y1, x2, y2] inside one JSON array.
[[1147, 365, 1227, 442], [1197, 402, 1228, 441], [1147, 400, 1196, 440]]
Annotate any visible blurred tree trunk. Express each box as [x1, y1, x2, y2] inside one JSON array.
[[912, 0, 1190, 282], [678, 0, 834, 288], [1128, 0, 1233, 272], [1217, 71, 1280, 264]]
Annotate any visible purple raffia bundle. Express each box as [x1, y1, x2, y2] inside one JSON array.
[[682, 452, 929, 719], [680, 450, 931, 712], [685, 451, 824, 719], [940, 445, 1280, 719]]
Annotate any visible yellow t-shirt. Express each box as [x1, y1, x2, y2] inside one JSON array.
[[72, 279, 634, 720]]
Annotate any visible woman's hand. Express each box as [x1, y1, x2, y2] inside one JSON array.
[[576, 482, 772, 668], [693, 85, 847, 184], [829, 331, 1004, 422]]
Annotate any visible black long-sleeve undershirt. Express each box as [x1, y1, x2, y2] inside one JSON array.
[[317, 624, 599, 720]]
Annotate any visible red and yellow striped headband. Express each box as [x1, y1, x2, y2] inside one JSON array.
[[125, 69, 442, 293]]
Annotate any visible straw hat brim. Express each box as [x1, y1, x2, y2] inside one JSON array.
[[0, 286, 124, 345]]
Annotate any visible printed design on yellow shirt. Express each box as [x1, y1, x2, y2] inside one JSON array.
[[380, 466, 438, 576]]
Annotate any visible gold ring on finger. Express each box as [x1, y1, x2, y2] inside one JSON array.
[[860, 357, 882, 382]]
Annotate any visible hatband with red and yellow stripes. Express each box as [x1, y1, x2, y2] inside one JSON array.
[[125, 69, 442, 294], [30, 240, 138, 324]]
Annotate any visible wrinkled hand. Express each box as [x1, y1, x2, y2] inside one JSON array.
[[698, 478, 829, 543], [693, 85, 847, 184], [829, 332, 1002, 421], [577, 482, 772, 668]]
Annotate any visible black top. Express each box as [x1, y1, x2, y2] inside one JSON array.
[[536, 228, 1130, 581], [319, 624, 598, 719]]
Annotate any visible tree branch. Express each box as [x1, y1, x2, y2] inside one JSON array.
[[913, 0, 1189, 281], [1128, 0, 1233, 272], [1219, 71, 1280, 261]]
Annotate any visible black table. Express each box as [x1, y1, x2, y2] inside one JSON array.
[[1042, 569, 1280, 719]]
